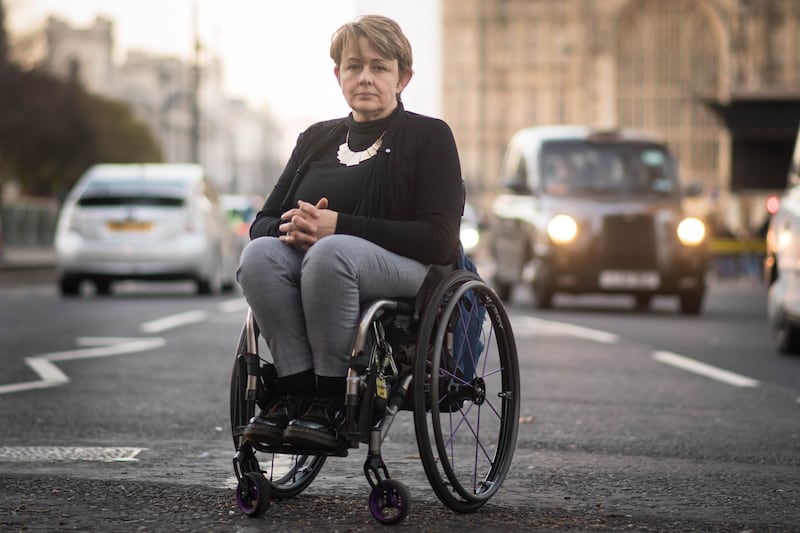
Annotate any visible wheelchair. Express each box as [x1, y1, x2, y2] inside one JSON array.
[[229, 265, 520, 525]]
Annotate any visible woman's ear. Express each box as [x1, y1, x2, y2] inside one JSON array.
[[397, 69, 413, 93], [334, 65, 341, 84]]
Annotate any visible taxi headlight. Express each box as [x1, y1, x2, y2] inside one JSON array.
[[677, 217, 706, 246], [547, 214, 578, 244], [460, 226, 480, 252]]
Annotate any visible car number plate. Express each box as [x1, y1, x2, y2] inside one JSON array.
[[598, 270, 660, 289], [107, 221, 153, 231]]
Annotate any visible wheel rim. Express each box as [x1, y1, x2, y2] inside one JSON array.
[[262, 452, 326, 500], [236, 479, 258, 514], [414, 274, 520, 511], [236, 472, 270, 516], [369, 480, 409, 524]]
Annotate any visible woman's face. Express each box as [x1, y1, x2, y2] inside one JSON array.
[[335, 35, 412, 122]]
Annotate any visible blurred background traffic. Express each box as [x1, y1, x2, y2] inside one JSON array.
[[1, 0, 797, 285]]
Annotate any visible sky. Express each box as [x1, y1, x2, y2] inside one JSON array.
[[6, 0, 442, 129]]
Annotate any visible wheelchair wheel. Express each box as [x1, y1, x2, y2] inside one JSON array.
[[413, 270, 520, 513], [236, 471, 270, 517], [368, 479, 411, 525], [230, 316, 326, 500]]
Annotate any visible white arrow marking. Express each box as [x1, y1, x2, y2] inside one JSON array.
[[0, 337, 165, 395]]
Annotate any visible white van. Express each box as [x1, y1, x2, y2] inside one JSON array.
[[55, 163, 239, 296]]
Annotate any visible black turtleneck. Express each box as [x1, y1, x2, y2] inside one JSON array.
[[291, 109, 396, 214]]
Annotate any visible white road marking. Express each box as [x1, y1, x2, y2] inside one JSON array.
[[0, 337, 165, 395], [219, 298, 248, 314], [652, 351, 760, 388], [140, 310, 208, 333], [511, 316, 619, 344], [0, 446, 148, 463], [46, 337, 166, 362]]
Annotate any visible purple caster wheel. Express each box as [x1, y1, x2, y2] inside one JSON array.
[[236, 471, 271, 517], [368, 479, 410, 524]]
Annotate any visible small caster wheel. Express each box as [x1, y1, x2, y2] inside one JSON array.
[[236, 472, 271, 517], [368, 479, 410, 525]]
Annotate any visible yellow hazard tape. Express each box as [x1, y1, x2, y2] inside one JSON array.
[[709, 238, 766, 254]]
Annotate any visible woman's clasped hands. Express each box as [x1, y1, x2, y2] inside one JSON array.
[[278, 197, 338, 249]]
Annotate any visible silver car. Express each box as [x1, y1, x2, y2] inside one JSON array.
[[765, 128, 800, 353], [55, 163, 239, 296]]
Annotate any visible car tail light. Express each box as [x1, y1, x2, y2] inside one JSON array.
[[767, 195, 780, 215]]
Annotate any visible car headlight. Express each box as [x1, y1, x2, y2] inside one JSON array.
[[677, 217, 706, 246], [547, 214, 578, 244], [460, 226, 480, 252]]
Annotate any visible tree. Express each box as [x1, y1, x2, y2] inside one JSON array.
[[0, 0, 162, 197], [81, 92, 163, 167]]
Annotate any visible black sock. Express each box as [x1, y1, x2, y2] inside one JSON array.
[[316, 375, 346, 401], [277, 369, 315, 396]]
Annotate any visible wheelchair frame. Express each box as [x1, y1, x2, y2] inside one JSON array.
[[230, 269, 520, 524]]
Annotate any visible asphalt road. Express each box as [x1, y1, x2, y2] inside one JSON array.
[[0, 268, 797, 531]]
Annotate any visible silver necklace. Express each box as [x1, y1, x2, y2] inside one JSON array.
[[337, 131, 385, 166]]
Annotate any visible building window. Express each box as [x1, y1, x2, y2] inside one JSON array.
[[616, 0, 721, 187]]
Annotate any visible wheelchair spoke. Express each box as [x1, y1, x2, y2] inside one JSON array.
[[414, 272, 520, 512]]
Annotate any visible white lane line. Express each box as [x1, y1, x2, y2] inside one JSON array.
[[219, 298, 248, 314], [140, 310, 208, 333], [653, 351, 760, 388], [0, 338, 165, 395], [512, 316, 619, 344]]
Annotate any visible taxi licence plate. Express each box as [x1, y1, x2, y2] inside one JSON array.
[[598, 270, 660, 289]]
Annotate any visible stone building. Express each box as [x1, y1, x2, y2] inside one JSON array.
[[33, 16, 281, 196], [443, 0, 800, 233]]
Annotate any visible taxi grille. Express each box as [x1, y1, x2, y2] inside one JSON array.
[[601, 215, 657, 269]]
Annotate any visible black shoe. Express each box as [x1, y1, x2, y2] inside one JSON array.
[[243, 394, 302, 445], [283, 396, 344, 449]]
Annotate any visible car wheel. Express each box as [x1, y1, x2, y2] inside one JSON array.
[[197, 253, 224, 295], [94, 279, 113, 296], [59, 276, 81, 297], [533, 284, 553, 309], [774, 315, 800, 354], [492, 277, 512, 302], [634, 294, 653, 311], [678, 289, 704, 315]]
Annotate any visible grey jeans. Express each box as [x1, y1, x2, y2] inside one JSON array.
[[237, 235, 429, 377]]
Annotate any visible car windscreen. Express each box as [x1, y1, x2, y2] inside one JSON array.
[[77, 180, 187, 207], [539, 140, 679, 196]]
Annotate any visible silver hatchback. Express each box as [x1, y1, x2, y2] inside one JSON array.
[[55, 163, 239, 296]]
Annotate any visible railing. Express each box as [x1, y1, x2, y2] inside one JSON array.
[[1, 197, 59, 247]]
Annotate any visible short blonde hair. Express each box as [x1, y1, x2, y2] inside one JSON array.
[[330, 15, 413, 75]]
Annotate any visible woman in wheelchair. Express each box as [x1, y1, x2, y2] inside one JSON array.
[[236, 15, 464, 451]]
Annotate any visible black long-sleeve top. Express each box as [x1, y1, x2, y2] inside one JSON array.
[[249, 104, 464, 266]]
